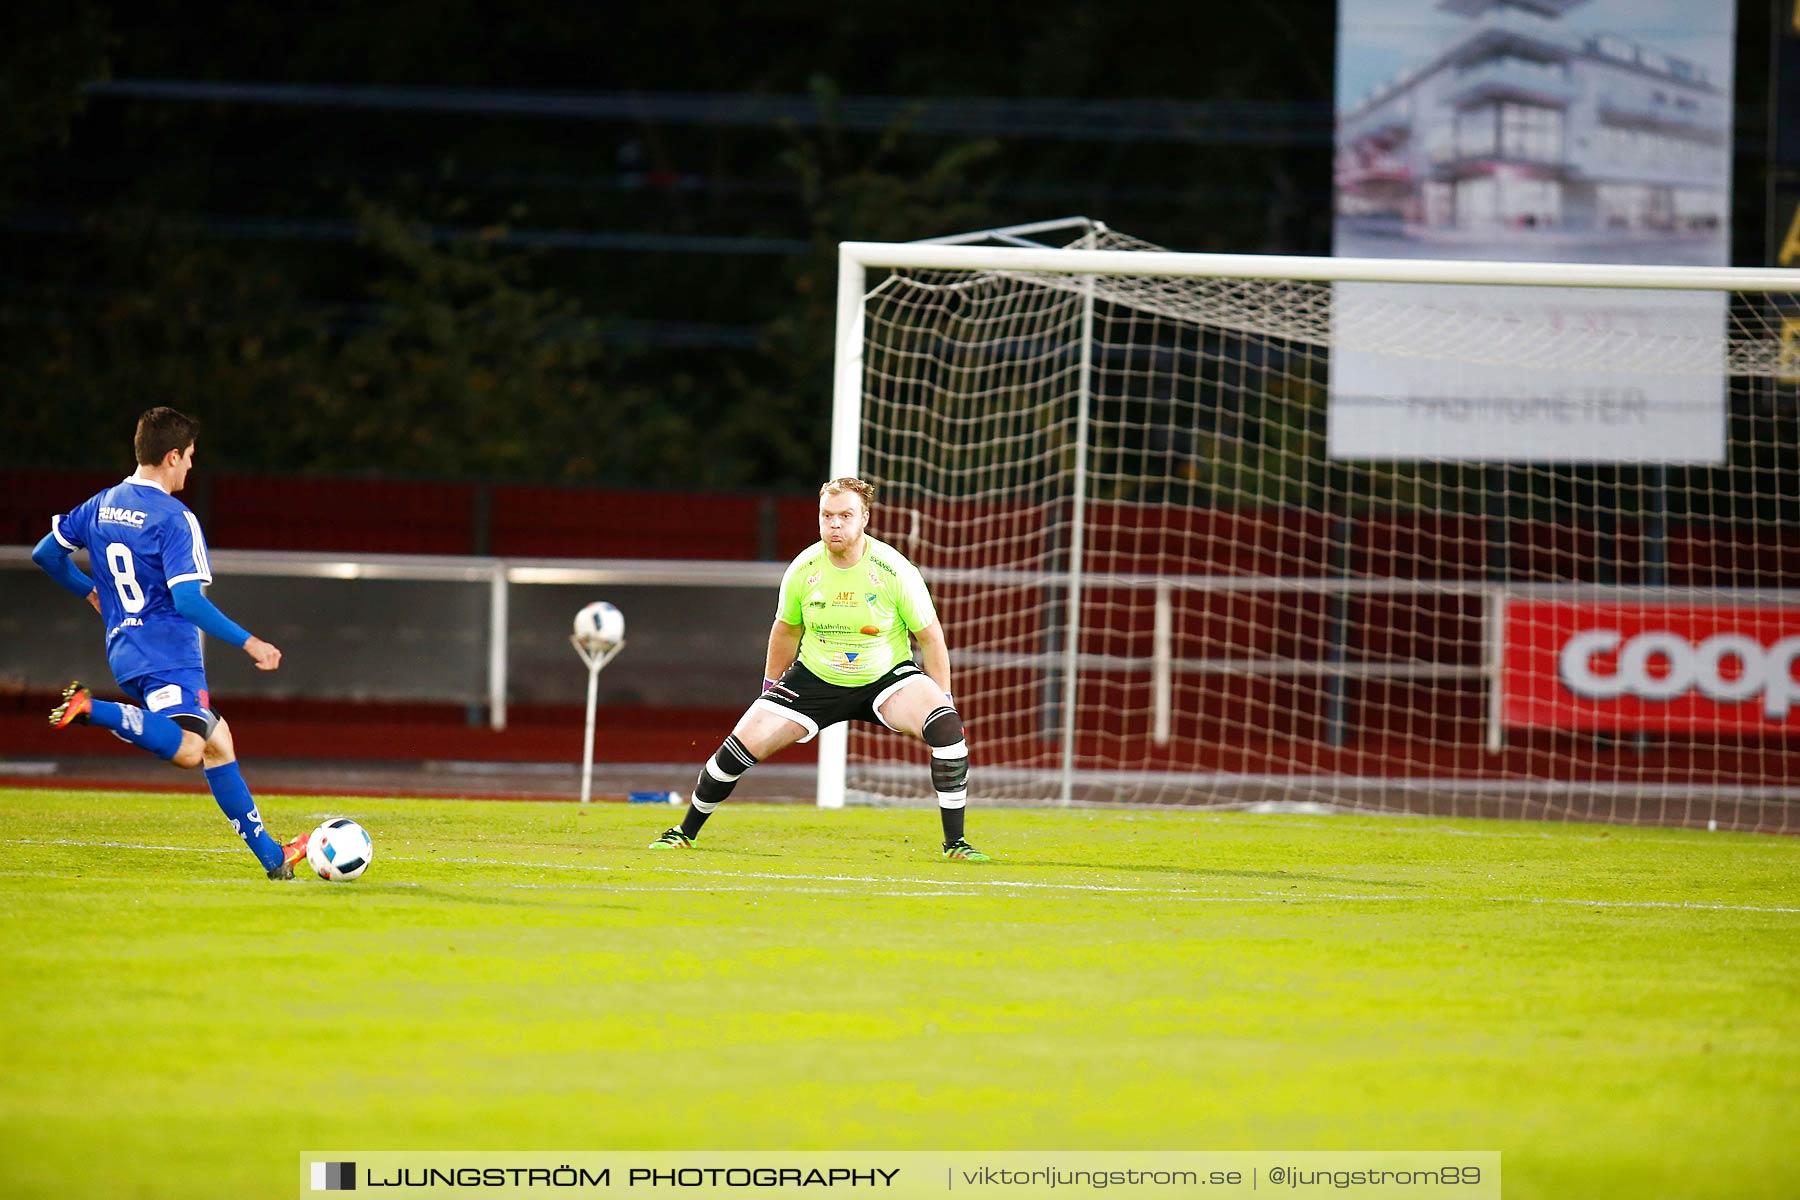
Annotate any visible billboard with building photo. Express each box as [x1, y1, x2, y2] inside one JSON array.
[[1328, 0, 1736, 462]]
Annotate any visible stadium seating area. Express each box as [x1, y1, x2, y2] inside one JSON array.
[[1, 468, 820, 560], [12, 467, 1795, 577], [6, 468, 1796, 791]]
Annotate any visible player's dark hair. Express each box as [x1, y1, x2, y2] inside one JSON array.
[[134, 407, 201, 466], [820, 476, 876, 513]]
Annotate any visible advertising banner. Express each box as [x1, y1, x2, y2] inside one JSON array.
[[1330, 0, 1737, 463], [1501, 600, 1800, 733]]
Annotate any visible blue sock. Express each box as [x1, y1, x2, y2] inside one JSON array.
[[87, 699, 185, 761], [204, 762, 284, 872]]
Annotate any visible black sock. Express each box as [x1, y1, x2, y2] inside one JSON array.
[[940, 805, 965, 845], [680, 805, 712, 839], [682, 735, 758, 841]]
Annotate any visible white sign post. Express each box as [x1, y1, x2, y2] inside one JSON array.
[[570, 617, 625, 806]]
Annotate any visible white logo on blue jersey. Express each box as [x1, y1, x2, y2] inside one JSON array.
[[56, 478, 212, 685]]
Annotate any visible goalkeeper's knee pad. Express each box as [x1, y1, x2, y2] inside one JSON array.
[[921, 706, 967, 806]]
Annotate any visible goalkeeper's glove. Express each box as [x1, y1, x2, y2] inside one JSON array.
[[763, 677, 778, 693]]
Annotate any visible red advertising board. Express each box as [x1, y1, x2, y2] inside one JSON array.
[[1502, 600, 1800, 733]]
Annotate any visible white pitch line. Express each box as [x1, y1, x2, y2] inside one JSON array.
[[0, 870, 1108, 900], [12, 837, 244, 853], [427, 855, 1176, 894], [4, 838, 1798, 914], [6, 840, 1223, 894], [1226, 815, 1800, 848], [5, 869, 1797, 912]]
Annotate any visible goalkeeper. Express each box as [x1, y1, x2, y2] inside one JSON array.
[[649, 476, 988, 860]]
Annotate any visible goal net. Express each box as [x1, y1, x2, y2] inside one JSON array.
[[825, 224, 1800, 833]]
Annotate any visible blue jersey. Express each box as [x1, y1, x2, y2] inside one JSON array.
[[51, 476, 214, 686]]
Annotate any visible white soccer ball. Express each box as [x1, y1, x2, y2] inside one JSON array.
[[573, 600, 625, 651], [307, 817, 374, 882]]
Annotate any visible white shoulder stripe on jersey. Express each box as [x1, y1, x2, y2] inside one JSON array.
[[51, 515, 78, 551], [181, 511, 213, 583]]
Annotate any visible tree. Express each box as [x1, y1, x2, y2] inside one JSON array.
[[1, 207, 326, 468], [734, 76, 1002, 485], [0, 1, 110, 213]]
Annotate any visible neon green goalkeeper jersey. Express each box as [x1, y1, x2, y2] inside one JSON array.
[[776, 536, 938, 686]]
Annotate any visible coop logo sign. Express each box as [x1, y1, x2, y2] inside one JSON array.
[[1503, 601, 1800, 732], [1558, 629, 1800, 719]]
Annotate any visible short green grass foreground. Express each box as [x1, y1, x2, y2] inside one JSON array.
[[0, 787, 1796, 1200]]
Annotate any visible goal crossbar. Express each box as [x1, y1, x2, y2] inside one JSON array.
[[839, 242, 1800, 293]]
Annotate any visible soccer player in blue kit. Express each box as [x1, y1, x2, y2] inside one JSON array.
[[32, 407, 311, 879]]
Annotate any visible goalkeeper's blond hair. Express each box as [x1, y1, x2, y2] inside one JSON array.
[[819, 476, 876, 514]]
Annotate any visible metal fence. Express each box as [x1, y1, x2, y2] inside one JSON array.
[[1, 547, 783, 725]]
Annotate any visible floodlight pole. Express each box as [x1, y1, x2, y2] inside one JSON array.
[[571, 636, 625, 804]]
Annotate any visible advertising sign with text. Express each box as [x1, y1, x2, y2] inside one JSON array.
[[1331, 0, 1736, 463], [1502, 600, 1800, 733]]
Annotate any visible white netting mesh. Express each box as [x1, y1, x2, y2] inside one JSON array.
[[844, 229, 1800, 832], [992, 227, 1782, 376]]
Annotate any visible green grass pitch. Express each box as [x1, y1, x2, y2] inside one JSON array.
[[1, 787, 1795, 1200]]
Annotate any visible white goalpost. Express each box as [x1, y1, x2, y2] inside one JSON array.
[[822, 222, 1800, 832]]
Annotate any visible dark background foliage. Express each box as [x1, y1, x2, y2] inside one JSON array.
[[0, 2, 1777, 488]]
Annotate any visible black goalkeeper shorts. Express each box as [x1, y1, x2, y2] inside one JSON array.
[[752, 660, 929, 743]]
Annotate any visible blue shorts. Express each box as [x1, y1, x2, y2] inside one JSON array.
[[121, 668, 217, 730]]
